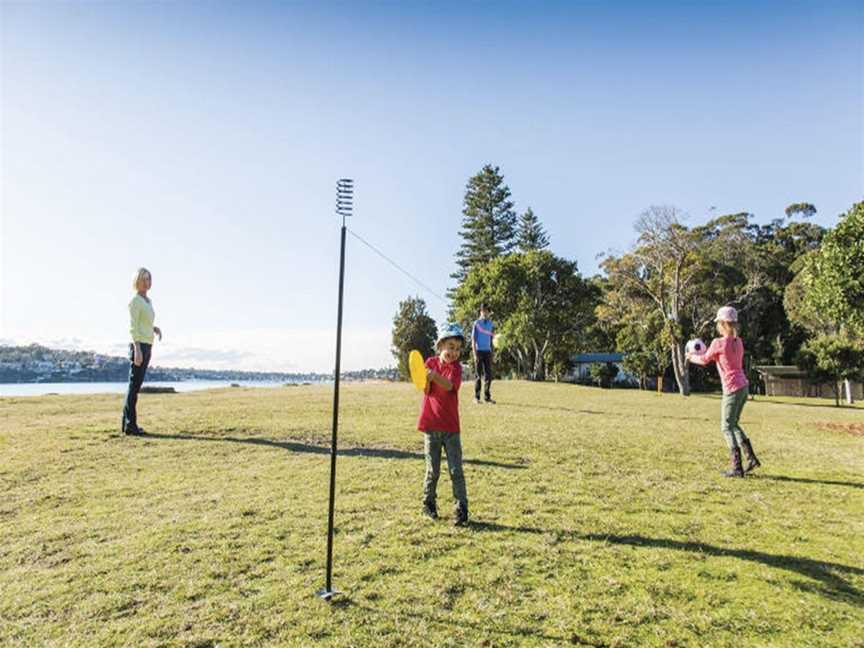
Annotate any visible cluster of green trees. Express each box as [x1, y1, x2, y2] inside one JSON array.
[[392, 164, 604, 382], [390, 164, 863, 403], [784, 202, 864, 404], [598, 201, 863, 403]]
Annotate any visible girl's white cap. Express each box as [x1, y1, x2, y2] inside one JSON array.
[[714, 305, 738, 322]]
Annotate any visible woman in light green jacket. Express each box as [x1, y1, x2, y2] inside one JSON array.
[[122, 268, 162, 435]]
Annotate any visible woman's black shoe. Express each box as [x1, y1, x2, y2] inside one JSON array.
[[453, 503, 469, 526]]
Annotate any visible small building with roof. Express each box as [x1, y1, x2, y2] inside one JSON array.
[[753, 365, 862, 400], [570, 352, 637, 385]]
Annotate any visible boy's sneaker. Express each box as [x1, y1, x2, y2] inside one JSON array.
[[474, 397, 481, 404], [453, 503, 469, 526], [422, 502, 438, 519], [484, 398, 496, 404]]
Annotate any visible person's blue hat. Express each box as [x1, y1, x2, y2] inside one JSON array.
[[436, 322, 466, 347]]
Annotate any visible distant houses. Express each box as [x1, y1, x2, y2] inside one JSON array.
[[0, 344, 130, 382]]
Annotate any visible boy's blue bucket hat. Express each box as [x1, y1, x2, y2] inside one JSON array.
[[436, 323, 466, 347]]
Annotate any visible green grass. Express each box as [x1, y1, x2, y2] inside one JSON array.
[[1, 382, 863, 648]]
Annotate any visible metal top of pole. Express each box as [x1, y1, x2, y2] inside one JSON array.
[[336, 178, 353, 226]]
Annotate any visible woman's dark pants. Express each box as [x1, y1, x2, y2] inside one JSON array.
[[122, 342, 151, 433]]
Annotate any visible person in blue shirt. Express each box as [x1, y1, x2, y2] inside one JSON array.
[[472, 304, 495, 404]]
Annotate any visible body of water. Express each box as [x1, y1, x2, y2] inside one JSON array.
[[0, 380, 311, 397]]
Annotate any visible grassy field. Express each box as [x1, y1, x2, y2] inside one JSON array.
[[2, 382, 863, 648]]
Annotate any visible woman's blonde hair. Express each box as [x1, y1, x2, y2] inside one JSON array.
[[133, 267, 152, 291]]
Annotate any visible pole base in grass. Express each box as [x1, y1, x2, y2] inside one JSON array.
[[316, 588, 341, 602]]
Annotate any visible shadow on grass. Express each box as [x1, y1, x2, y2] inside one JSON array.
[[498, 402, 605, 416], [333, 600, 608, 647], [753, 398, 860, 410], [468, 522, 863, 605], [500, 402, 711, 422], [142, 432, 528, 470], [755, 474, 864, 490]]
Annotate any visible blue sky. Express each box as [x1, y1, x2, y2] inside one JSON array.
[[1, 1, 862, 372]]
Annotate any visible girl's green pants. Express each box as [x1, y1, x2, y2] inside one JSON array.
[[721, 387, 750, 450]]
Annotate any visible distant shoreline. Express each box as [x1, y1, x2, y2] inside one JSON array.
[[0, 343, 398, 385], [0, 376, 414, 398], [0, 376, 326, 385], [0, 379, 323, 398]]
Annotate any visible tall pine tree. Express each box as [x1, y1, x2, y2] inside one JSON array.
[[451, 164, 517, 283], [516, 207, 550, 252]]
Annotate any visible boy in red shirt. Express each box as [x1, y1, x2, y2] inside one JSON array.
[[418, 323, 469, 526]]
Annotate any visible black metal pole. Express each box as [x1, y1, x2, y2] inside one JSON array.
[[318, 178, 351, 602], [320, 221, 346, 600]]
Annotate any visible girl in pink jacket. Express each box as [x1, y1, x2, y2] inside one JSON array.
[[687, 306, 762, 478]]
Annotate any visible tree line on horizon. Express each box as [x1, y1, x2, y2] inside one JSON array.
[[391, 164, 864, 404]]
